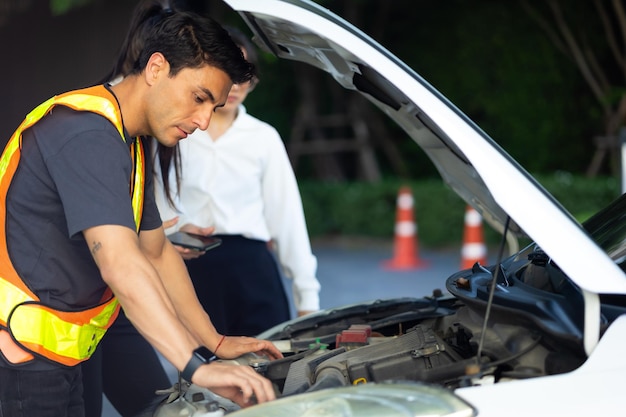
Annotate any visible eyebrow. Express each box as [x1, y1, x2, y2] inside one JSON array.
[[199, 87, 216, 103], [198, 86, 227, 108]]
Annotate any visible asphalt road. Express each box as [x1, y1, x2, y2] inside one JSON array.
[[102, 238, 471, 417]]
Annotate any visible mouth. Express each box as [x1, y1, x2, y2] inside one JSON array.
[[177, 127, 190, 139]]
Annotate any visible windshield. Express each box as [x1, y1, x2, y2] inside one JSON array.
[[582, 193, 626, 273]]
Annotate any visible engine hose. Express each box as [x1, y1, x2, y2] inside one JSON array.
[[306, 367, 348, 393]]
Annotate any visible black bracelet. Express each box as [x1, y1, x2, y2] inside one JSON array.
[[181, 346, 216, 382]]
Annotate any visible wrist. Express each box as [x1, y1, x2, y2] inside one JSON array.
[[214, 334, 226, 355], [181, 346, 216, 382]]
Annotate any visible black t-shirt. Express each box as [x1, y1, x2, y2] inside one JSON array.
[[1, 104, 161, 369]]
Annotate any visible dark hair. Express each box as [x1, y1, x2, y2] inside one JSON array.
[[103, 0, 255, 84], [224, 25, 258, 65], [223, 25, 260, 89], [103, 1, 257, 209]]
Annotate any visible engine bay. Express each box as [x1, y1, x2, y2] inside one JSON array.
[[155, 245, 626, 415], [245, 245, 593, 397]]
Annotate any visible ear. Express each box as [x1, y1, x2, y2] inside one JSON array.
[[144, 52, 169, 86]]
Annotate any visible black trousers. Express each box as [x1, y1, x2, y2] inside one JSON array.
[[82, 309, 171, 417], [186, 235, 291, 336], [0, 365, 83, 417]]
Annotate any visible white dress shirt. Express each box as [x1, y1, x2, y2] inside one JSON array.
[[154, 105, 320, 311]]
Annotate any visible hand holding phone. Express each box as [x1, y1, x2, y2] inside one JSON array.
[[167, 232, 222, 251]]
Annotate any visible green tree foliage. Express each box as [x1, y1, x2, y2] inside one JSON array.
[[299, 175, 620, 247], [521, 0, 626, 177], [49, 0, 91, 16], [243, 0, 601, 179]]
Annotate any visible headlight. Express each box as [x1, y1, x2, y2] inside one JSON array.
[[228, 382, 475, 417]]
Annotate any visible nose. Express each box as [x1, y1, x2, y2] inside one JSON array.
[[194, 110, 212, 131]]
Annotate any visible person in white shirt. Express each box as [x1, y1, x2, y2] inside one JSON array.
[[154, 26, 321, 336]]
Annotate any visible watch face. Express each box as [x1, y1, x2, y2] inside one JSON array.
[[195, 346, 216, 362]]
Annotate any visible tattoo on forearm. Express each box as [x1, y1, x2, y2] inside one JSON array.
[[91, 241, 102, 256]]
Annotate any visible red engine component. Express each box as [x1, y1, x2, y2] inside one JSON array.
[[336, 324, 372, 350]]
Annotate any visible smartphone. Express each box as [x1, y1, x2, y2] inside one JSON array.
[[167, 232, 222, 251]]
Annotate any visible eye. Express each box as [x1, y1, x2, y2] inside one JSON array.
[[194, 94, 204, 104]]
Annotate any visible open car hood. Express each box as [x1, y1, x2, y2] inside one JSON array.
[[224, 0, 626, 296]]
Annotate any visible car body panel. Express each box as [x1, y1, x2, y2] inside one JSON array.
[[455, 314, 626, 416], [223, 0, 626, 296]]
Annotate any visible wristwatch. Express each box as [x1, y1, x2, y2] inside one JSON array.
[[181, 346, 216, 382]]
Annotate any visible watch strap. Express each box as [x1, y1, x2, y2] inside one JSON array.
[[181, 346, 216, 382]]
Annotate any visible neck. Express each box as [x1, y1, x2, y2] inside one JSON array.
[[109, 76, 146, 137]]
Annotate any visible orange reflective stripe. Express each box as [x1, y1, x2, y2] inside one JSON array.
[[55, 86, 125, 142], [8, 298, 120, 366], [0, 85, 142, 365]]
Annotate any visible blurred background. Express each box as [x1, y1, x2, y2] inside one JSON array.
[[0, 0, 623, 248]]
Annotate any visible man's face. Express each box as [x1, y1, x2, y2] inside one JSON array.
[[146, 62, 232, 147]]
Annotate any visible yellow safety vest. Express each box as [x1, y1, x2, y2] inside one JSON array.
[[0, 85, 145, 366]]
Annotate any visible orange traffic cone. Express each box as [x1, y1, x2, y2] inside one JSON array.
[[460, 205, 487, 269], [382, 186, 427, 270]]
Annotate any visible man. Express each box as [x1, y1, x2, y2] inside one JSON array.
[[0, 7, 281, 417]]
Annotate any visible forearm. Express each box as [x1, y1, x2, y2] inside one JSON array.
[[148, 240, 284, 363], [109, 264, 198, 370], [85, 225, 281, 406], [86, 225, 199, 371], [146, 238, 222, 350]]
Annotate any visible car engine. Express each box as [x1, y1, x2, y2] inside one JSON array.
[[248, 245, 590, 398], [156, 245, 614, 415]]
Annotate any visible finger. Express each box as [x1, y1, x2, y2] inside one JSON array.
[[181, 249, 205, 260], [196, 226, 215, 236], [218, 337, 282, 360], [256, 341, 283, 360], [197, 363, 275, 406], [297, 310, 315, 317], [162, 217, 179, 229], [214, 362, 271, 404], [239, 382, 255, 405], [178, 223, 199, 234], [239, 368, 274, 404], [209, 387, 246, 407]]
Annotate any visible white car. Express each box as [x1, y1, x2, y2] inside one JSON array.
[[155, 1, 626, 416]]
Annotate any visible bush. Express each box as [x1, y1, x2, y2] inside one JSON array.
[[299, 174, 621, 248]]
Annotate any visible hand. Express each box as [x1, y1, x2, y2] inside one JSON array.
[[179, 223, 215, 237], [297, 310, 316, 317], [193, 361, 276, 407], [165, 221, 216, 260], [162, 216, 179, 230], [215, 336, 283, 361], [172, 245, 207, 260]]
